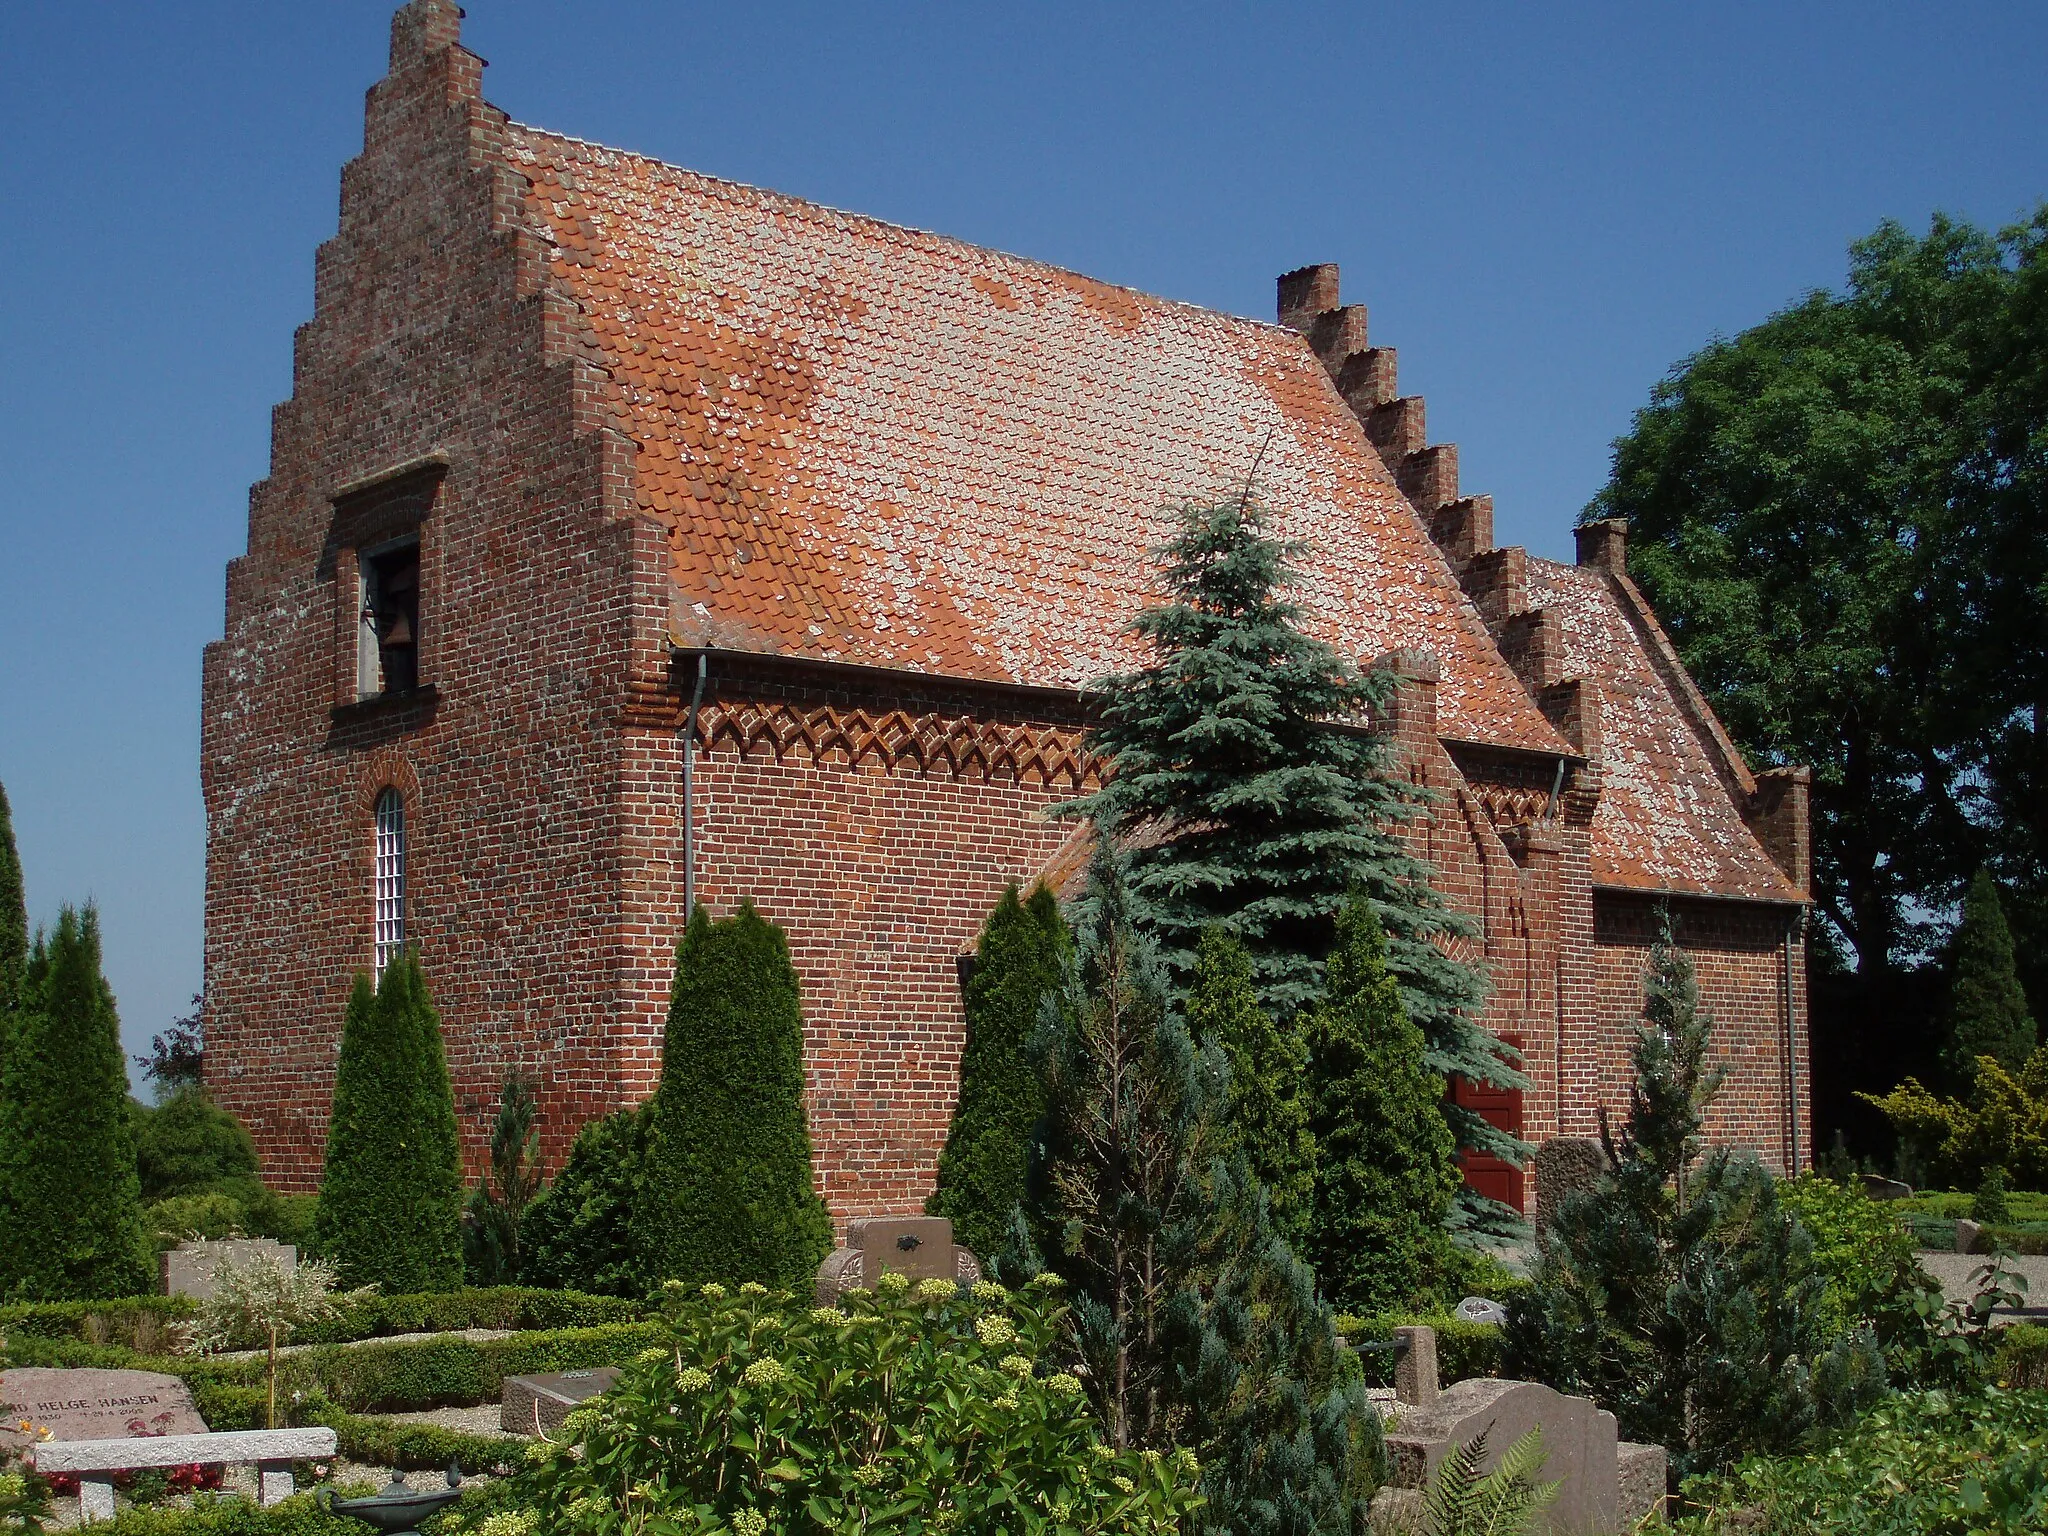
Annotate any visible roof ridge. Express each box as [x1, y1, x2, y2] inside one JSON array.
[[502, 120, 1302, 340]]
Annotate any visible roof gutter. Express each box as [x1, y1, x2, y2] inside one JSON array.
[[1589, 882, 1811, 911]]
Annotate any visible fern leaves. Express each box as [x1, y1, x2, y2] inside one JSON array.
[[1421, 1424, 1559, 1536]]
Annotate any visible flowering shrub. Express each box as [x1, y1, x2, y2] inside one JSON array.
[[1672, 1387, 2048, 1534], [518, 1272, 1202, 1534]]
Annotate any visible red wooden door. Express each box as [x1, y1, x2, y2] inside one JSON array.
[[1453, 1033, 1526, 1212]]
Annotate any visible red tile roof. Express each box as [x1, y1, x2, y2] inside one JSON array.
[[503, 127, 1565, 755], [1527, 558, 1796, 901]]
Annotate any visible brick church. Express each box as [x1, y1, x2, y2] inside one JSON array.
[[201, 0, 1813, 1219]]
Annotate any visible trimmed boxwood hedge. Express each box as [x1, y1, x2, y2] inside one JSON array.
[[1334, 1310, 1504, 1387], [40, 1482, 522, 1536], [0, 1286, 644, 1349], [1996, 1323, 2048, 1388], [4, 1319, 665, 1415]]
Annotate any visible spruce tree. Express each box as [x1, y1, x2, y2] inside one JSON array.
[[1941, 868, 2037, 1085], [1305, 898, 1460, 1313], [1023, 849, 1381, 1533], [0, 906, 151, 1299], [1185, 925, 1314, 1248], [635, 903, 831, 1289], [314, 955, 464, 1292], [463, 1073, 544, 1285], [1505, 913, 1884, 1475], [1058, 492, 1518, 1227], [522, 1102, 653, 1296], [928, 883, 1068, 1267]]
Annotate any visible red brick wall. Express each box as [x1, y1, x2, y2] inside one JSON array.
[[200, 8, 648, 1186], [613, 659, 1092, 1229]]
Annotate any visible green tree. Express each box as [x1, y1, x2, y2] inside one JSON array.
[[0, 906, 152, 1299], [1022, 848, 1382, 1534], [1588, 211, 2048, 990], [1061, 491, 1516, 1227], [1305, 897, 1460, 1313], [1941, 868, 2038, 1085], [132, 1088, 258, 1202], [1185, 925, 1314, 1248], [929, 882, 1069, 1268], [522, 1101, 652, 1296], [634, 903, 831, 1289], [463, 1073, 545, 1285], [0, 780, 24, 1017], [1506, 915, 1885, 1475], [313, 955, 464, 1292]]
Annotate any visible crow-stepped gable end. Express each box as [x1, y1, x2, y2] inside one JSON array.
[[202, 2, 1812, 1220]]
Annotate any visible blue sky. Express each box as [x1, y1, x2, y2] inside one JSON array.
[[1, 0, 2043, 1086]]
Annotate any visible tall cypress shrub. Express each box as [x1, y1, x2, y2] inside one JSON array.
[[0, 906, 151, 1299], [1305, 898, 1460, 1313], [928, 883, 1068, 1265], [522, 1102, 653, 1297], [1941, 868, 2037, 1085], [1058, 492, 1518, 1229], [1185, 925, 1314, 1247], [314, 955, 464, 1291], [0, 780, 25, 1016], [635, 903, 831, 1289], [1023, 849, 1382, 1533]]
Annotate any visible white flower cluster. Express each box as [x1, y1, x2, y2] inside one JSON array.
[[916, 1277, 958, 1301], [973, 1314, 1017, 1347]]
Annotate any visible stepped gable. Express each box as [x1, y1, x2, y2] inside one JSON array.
[[502, 125, 1564, 755], [1278, 264, 1802, 903]]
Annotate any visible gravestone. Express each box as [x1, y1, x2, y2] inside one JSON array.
[[814, 1216, 982, 1305], [1384, 1377, 1619, 1536], [1455, 1296, 1509, 1325], [0, 1369, 206, 1449], [160, 1238, 296, 1300], [501, 1367, 621, 1435]]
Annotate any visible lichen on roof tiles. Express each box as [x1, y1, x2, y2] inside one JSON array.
[[504, 125, 1564, 755], [1529, 558, 1796, 901]]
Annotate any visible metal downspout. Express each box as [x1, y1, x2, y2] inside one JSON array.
[[683, 653, 708, 916], [1783, 908, 1802, 1176]]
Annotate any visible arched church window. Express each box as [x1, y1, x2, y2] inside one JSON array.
[[374, 787, 407, 973]]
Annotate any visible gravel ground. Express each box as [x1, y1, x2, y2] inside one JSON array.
[[1916, 1250, 2048, 1314]]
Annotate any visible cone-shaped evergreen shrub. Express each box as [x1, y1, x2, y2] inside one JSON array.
[[0, 906, 151, 1299], [313, 955, 464, 1292], [1023, 849, 1382, 1532], [1185, 925, 1314, 1247], [522, 1101, 653, 1296], [0, 780, 25, 1015], [1506, 913, 1885, 1476], [1057, 493, 1519, 1230], [1942, 868, 2037, 1085], [1306, 898, 1460, 1313], [928, 883, 1068, 1266], [463, 1073, 544, 1285], [635, 903, 831, 1288]]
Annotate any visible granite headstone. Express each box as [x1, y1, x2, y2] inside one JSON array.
[[0, 1369, 207, 1449]]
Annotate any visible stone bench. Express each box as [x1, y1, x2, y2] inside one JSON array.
[[35, 1427, 338, 1523]]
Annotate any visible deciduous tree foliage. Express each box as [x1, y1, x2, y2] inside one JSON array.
[[1589, 211, 2048, 1000], [1061, 492, 1518, 1228], [1185, 925, 1314, 1248], [1305, 898, 1460, 1313], [0, 906, 152, 1299], [634, 903, 831, 1289], [1021, 848, 1383, 1536], [929, 882, 1069, 1268], [1506, 916, 1884, 1475], [314, 955, 464, 1292], [1941, 868, 2038, 1086]]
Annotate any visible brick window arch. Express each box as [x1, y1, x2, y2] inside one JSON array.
[[373, 787, 407, 973]]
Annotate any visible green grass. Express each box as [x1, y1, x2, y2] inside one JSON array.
[[1893, 1189, 2048, 1222]]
